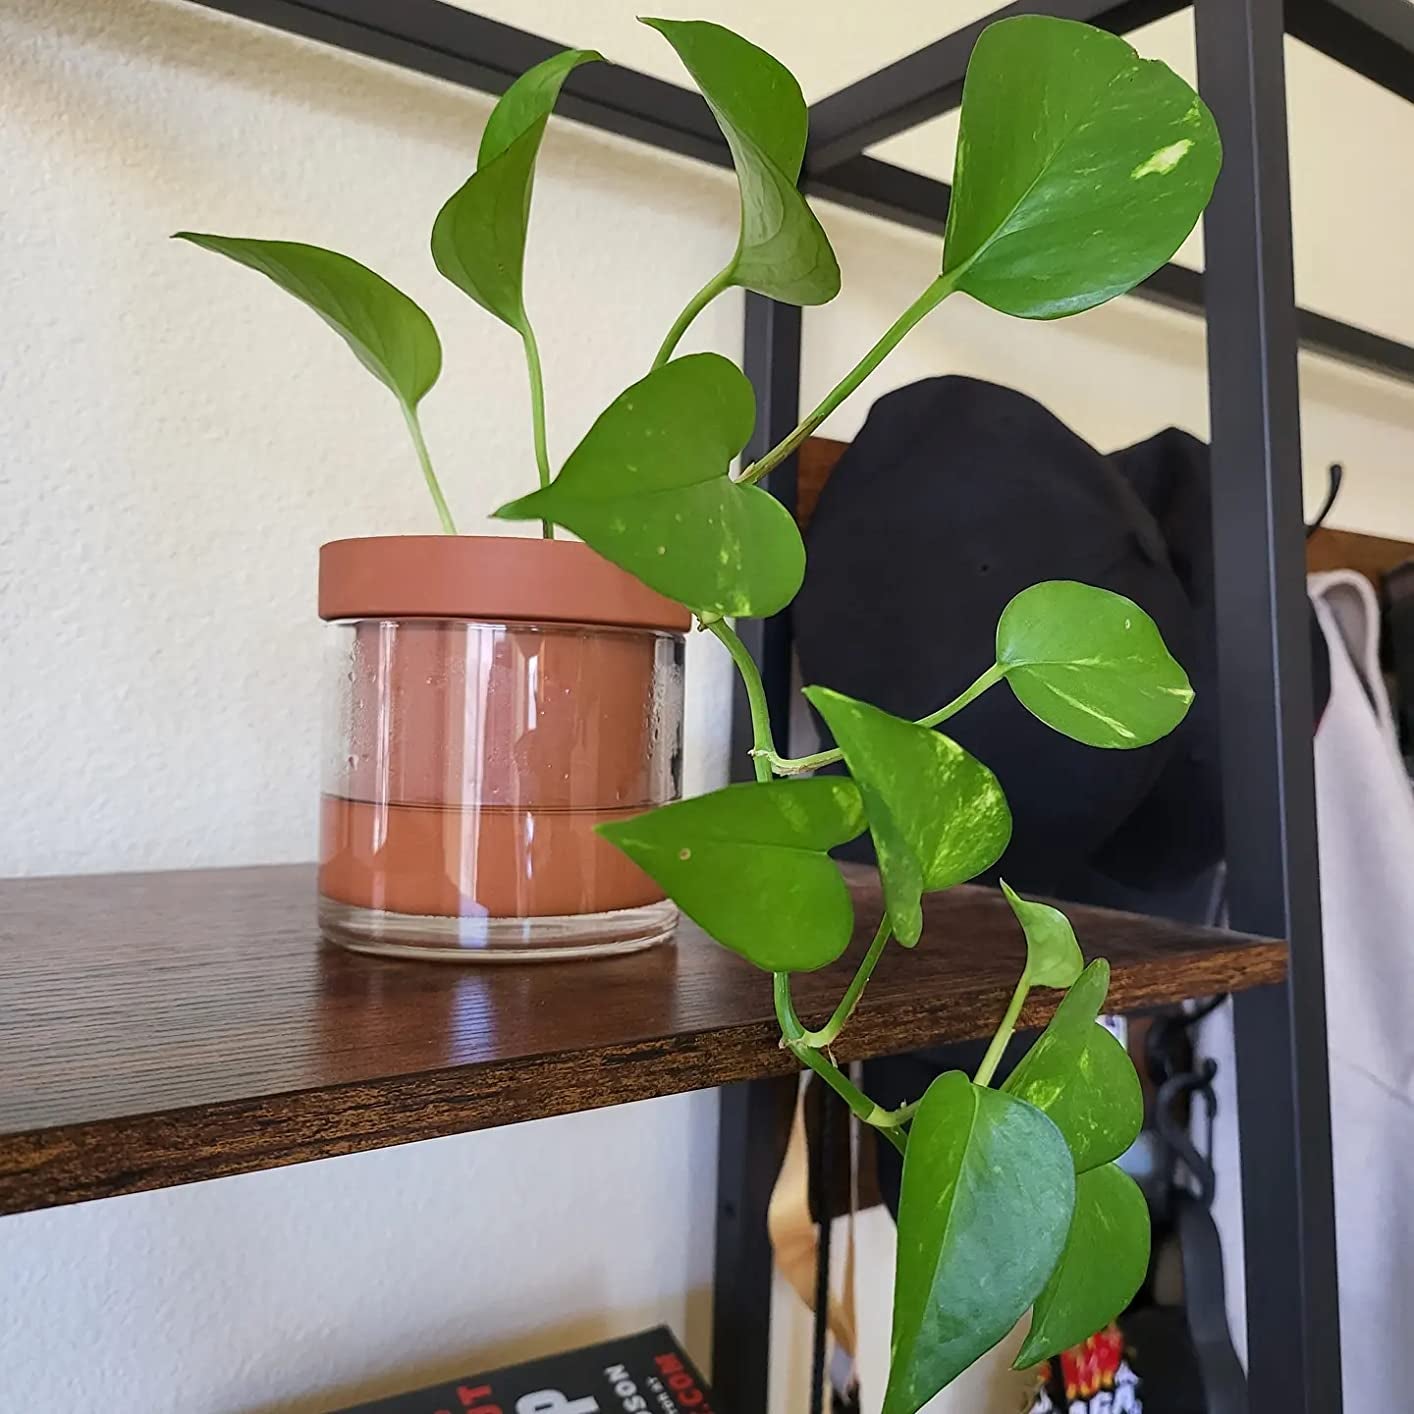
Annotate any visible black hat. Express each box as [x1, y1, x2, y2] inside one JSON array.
[[1096, 426, 1224, 891], [793, 376, 1202, 898]]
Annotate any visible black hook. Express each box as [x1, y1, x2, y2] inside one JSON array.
[[1146, 993, 1226, 1089], [1155, 1060, 1219, 1208], [1306, 462, 1344, 538]]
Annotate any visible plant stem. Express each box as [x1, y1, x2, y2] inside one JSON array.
[[917, 661, 1006, 728], [763, 661, 1006, 774], [973, 971, 1031, 1088], [520, 324, 555, 539], [774, 968, 807, 1042], [774, 974, 907, 1154], [797, 915, 891, 1048], [653, 265, 734, 370], [739, 273, 956, 487], [706, 618, 776, 781], [719, 621, 903, 1149], [400, 402, 457, 535]]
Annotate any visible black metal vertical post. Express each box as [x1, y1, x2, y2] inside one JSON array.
[[725, 293, 803, 770], [807, 1082, 836, 1414], [1194, 1, 1342, 1409], [712, 1076, 797, 1414], [711, 292, 804, 1414]]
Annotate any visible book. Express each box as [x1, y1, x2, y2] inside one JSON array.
[[333, 1326, 719, 1414]]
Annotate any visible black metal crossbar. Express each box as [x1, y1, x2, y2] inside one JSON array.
[[804, 0, 1188, 172]]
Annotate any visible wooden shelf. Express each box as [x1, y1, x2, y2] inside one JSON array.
[[0, 863, 1285, 1216]]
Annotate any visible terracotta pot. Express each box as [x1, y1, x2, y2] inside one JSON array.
[[317, 535, 688, 961]]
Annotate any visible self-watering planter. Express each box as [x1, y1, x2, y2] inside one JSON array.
[[317, 536, 687, 960]]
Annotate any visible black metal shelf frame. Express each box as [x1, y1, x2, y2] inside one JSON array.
[[177, 1, 1414, 1409]]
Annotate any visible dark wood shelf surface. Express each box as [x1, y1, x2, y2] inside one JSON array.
[[0, 863, 1285, 1215]]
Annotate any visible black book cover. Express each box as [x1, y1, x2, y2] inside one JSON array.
[[333, 1326, 719, 1414]]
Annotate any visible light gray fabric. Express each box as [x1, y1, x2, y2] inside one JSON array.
[[1208, 571, 1414, 1394]]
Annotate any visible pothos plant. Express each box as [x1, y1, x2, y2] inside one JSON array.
[[178, 15, 1220, 1410]]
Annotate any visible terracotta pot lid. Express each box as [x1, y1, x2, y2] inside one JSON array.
[[319, 535, 692, 632]]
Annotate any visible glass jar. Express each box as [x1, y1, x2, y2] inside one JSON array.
[[317, 536, 687, 961]]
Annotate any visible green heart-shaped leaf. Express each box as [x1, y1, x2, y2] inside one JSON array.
[[494, 353, 804, 617], [644, 19, 839, 306], [997, 580, 1194, 749], [479, 48, 602, 167], [944, 15, 1221, 318], [172, 235, 441, 408], [803, 687, 1012, 947], [1002, 880, 1083, 989], [1004, 960, 1143, 1172], [597, 777, 866, 972], [885, 1072, 1074, 1414], [432, 49, 601, 330], [1014, 1162, 1151, 1368]]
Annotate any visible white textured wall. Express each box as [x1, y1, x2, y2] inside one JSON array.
[[2, 1, 1412, 1412], [4, 1109, 719, 1413], [0, 0, 747, 880], [0, 2, 735, 1409]]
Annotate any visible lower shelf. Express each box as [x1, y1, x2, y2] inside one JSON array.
[[0, 862, 1285, 1215]]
